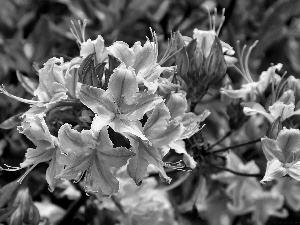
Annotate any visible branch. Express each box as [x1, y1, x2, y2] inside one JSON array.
[[57, 183, 88, 225], [207, 138, 261, 155], [206, 131, 232, 151], [210, 163, 262, 178]]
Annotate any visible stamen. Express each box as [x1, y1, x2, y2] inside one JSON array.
[[235, 41, 251, 82], [216, 8, 226, 36], [17, 164, 38, 183], [212, 15, 216, 32], [164, 160, 192, 171], [0, 85, 44, 105], [206, 6, 212, 30], [70, 20, 82, 44], [244, 40, 258, 82]]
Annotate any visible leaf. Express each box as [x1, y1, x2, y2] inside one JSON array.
[[185, 39, 197, 62], [0, 207, 18, 223], [16, 71, 38, 95], [78, 53, 100, 87], [0, 112, 22, 129], [176, 46, 189, 78], [104, 54, 122, 89], [253, 0, 300, 57], [0, 181, 19, 208], [10, 188, 40, 225], [27, 16, 54, 64]]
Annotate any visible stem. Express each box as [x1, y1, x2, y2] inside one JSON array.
[[160, 172, 191, 192], [210, 163, 262, 178], [207, 138, 261, 155], [111, 196, 126, 216], [206, 131, 232, 151], [45, 100, 84, 119], [57, 183, 88, 225]]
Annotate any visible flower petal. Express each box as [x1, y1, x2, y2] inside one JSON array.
[[261, 137, 285, 162], [108, 41, 134, 67], [261, 160, 287, 183], [106, 67, 138, 106], [276, 128, 300, 163]]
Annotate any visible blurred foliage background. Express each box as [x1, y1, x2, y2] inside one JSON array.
[[1, 0, 300, 224]]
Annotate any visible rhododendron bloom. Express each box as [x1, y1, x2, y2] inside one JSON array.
[[261, 128, 300, 183], [57, 124, 134, 196], [108, 37, 171, 91], [221, 64, 282, 101], [79, 66, 163, 141]]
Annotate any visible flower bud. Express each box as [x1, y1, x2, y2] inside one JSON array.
[[204, 37, 227, 86], [10, 188, 40, 225], [266, 116, 282, 139]]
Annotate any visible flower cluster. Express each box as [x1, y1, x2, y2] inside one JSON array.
[[0, 21, 218, 197]]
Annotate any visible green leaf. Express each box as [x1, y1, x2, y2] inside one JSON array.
[[0, 181, 19, 208], [78, 53, 100, 87], [176, 46, 189, 78], [253, 0, 300, 57], [0, 113, 22, 129], [104, 54, 122, 89], [0, 207, 18, 223], [16, 71, 38, 95]]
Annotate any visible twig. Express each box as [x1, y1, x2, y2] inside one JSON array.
[[206, 131, 232, 151], [160, 172, 191, 192], [111, 196, 126, 216], [57, 183, 88, 225], [207, 138, 261, 155], [210, 163, 262, 178]]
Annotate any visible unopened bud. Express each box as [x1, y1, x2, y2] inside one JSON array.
[[266, 116, 282, 139], [204, 37, 227, 86]]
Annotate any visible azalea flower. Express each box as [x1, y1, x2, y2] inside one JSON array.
[[127, 103, 184, 184], [242, 90, 300, 123], [195, 177, 234, 225], [79, 65, 163, 141], [228, 179, 288, 225], [100, 175, 177, 225], [273, 177, 300, 211], [0, 57, 80, 108], [211, 151, 260, 206], [17, 115, 63, 191], [261, 128, 300, 183], [108, 33, 173, 91], [221, 64, 282, 101], [57, 124, 134, 196], [163, 91, 210, 168]]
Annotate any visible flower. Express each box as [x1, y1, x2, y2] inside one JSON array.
[[193, 29, 236, 66], [212, 151, 260, 206], [221, 64, 282, 101], [261, 128, 300, 183], [242, 90, 300, 123]]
